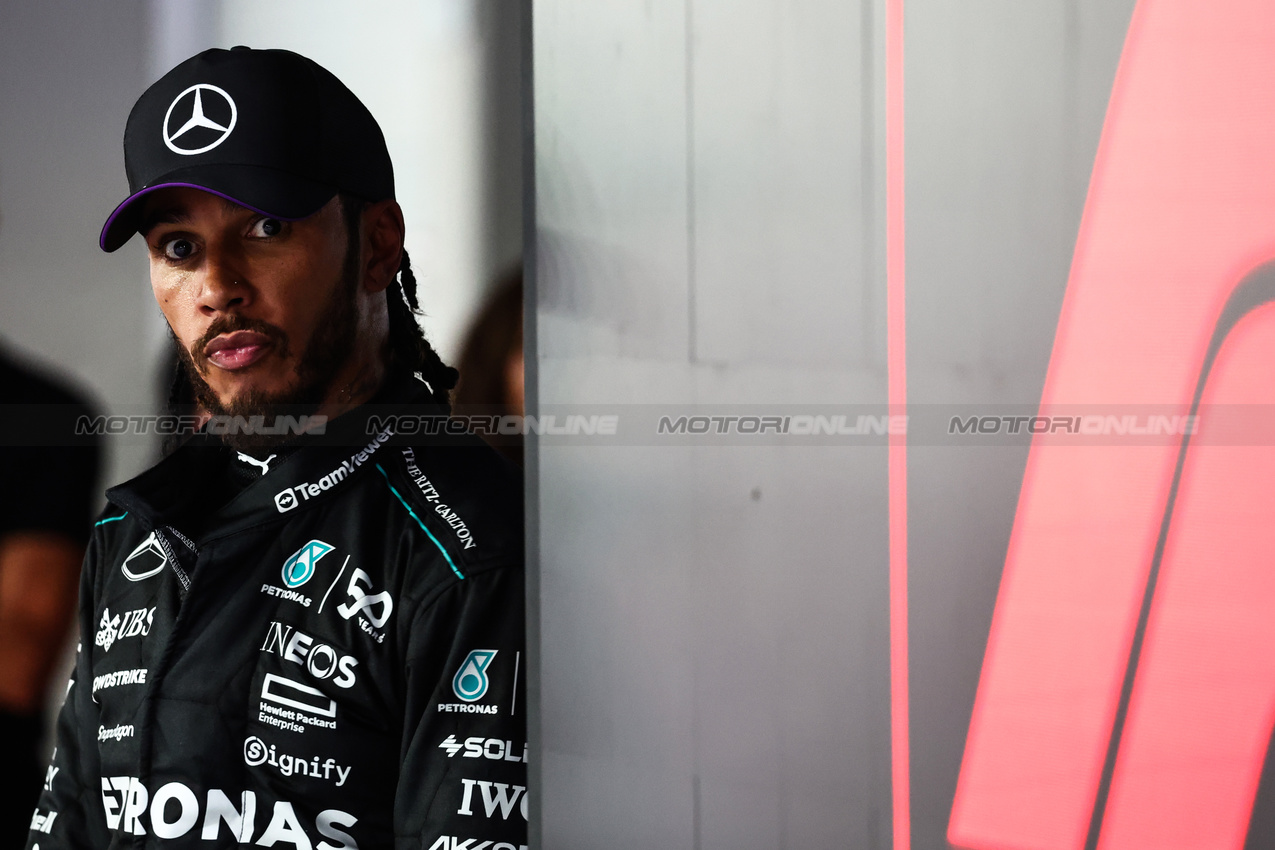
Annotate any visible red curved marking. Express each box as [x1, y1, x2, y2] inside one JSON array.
[[949, 1, 1275, 848], [1098, 304, 1275, 849]]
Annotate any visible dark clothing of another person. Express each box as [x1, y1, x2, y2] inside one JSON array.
[[0, 346, 100, 850]]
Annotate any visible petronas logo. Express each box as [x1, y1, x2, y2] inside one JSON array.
[[281, 540, 334, 589], [452, 650, 498, 702]]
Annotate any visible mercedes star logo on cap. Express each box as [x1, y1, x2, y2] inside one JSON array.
[[162, 83, 237, 155]]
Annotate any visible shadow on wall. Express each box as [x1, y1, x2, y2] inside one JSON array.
[[453, 267, 524, 467]]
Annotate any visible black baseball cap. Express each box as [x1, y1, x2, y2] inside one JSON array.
[[99, 46, 394, 252]]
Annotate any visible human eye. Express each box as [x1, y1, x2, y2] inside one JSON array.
[[247, 217, 286, 238], [160, 236, 197, 262]]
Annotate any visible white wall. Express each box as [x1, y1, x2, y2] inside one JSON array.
[[531, 2, 892, 846], [0, 0, 155, 492]]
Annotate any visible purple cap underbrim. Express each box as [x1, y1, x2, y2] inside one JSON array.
[[99, 182, 312, 252]]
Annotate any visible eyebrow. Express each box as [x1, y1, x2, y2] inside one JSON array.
[[139, 207, 189, 236], [138, 196, 256, 237]]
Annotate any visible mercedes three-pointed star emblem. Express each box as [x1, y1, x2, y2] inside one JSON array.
[[162, 83, 238, 155]]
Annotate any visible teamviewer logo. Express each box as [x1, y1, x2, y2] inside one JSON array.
[[275, 488, 298, 513]]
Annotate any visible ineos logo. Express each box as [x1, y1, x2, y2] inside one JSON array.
[[162, 84, 237, 155]]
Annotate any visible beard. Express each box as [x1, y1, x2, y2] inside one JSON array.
[[172, 244, 362, 452]]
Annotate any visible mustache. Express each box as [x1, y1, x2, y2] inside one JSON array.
[[190, 315, 290, 371]]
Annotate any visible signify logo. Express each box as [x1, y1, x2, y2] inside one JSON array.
[[281, 540, 334, 589], [243, 736, 351, 786]]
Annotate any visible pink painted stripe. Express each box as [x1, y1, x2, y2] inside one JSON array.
[[886, 1, 910, 849]]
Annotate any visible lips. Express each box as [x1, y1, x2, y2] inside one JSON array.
[[204, 330, 273, 371]]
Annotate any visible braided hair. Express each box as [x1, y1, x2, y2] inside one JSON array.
[[340, 195, 458, 410]]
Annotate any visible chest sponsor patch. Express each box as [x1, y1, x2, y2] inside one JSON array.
[[92, 668, 147, 695], [335, 568, 394, 636], [258, 673, 338, 734], [243, 736, 351, 786], [260, 621, 358, 688], [260, 540, 338, 607], [99, 775, 358, 846], [95, 607, 155, 653], [428, 838, 528, 850]]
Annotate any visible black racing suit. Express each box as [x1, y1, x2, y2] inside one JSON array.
[[26, 374, 527, 850]]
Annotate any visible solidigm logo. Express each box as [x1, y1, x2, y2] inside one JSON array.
[[281, 540, 334, 589], [452, 650, 498, 702]]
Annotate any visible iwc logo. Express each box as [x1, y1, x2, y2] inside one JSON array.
[[452, 649, 498, 702], [121, 532, 167, 581], [162, 83, 237, 155]]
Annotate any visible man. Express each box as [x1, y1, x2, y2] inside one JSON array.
[[0, 343, 100, 850], [27, 47, 526, 850]]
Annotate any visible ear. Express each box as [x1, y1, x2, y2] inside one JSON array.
[[360, 200, 405, 294]]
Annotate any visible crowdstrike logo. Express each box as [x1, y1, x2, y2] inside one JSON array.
[[281, 540, 333, 589], [274, 428, 392, 513], [92, 668, 147, 695], [162, 84, 237, 155], [452, 650, 497, 702], [121, 532, 167, 581]]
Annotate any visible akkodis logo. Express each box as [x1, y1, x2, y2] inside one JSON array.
[[281, 540, 333, 589], [453, 650, 498, 703]]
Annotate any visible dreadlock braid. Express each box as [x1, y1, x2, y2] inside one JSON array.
[[391, 248, 460, 407], [341, 195, 458, 410]]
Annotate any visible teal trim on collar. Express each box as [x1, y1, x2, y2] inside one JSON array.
[[375, 464, 464, 580]]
